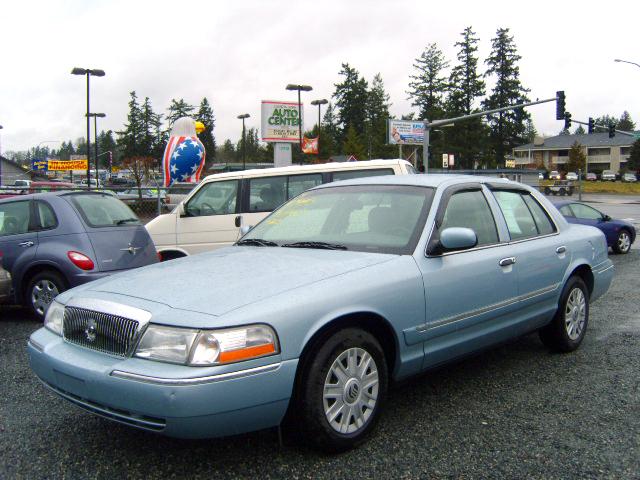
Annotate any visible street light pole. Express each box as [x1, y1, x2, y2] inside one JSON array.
[[310, 99, 328, 154], [87, 113, 106, 184], [237, 114, 250, 170], [286, 84, 312, 165], [71, 67, 105, 190], [614, 58, 640, 69]]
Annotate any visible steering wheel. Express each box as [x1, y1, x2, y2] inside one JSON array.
[[200, 202, 217, 215]]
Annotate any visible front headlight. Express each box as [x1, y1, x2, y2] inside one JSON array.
[[44, 301, 65, 336], [134, 324, 279, 366]]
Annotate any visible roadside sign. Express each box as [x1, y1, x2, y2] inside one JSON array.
[[32, 159, 48, 171], [48, 159, 88, 171], [388, 119, 424, 145], [442, 154, 449, 168]]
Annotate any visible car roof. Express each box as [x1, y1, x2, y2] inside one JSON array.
[[0, 190, 110, 203], [313, 173, 517, 190]]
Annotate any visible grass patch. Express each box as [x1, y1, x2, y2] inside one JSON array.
[[539, 181, 640, 194]]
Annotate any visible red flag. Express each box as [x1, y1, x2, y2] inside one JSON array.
[[301, 136, 319, 154]]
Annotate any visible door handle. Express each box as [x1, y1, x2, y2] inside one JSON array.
[[235, 215, 242, 228], [556, 246, 566, 254], [19, 241, 34, 248], [499, 257, 516, 267]]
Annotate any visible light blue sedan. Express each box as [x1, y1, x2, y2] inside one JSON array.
[[28, 175, 614, 451]]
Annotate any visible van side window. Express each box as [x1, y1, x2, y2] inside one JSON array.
[[186, 180, 238, 217], [331, 168, 394, 181], [249, 176, 287, 212], [0, 201, 31, 236], [287, 174, 322, 199]]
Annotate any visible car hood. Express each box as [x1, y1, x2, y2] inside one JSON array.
[[78, 246, 394, 316]]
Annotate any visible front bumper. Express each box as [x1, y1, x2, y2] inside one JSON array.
[[28, 328, 297, 439]]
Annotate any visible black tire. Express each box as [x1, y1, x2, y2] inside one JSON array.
[[159, 251, 186, 262], [559, 188, 566, 196], [296, 328, 388, 452], [26, 270, 67, 319], [539, 276, 589, 353], [544, 187, 551, 195], [612, 229, 632, 254]]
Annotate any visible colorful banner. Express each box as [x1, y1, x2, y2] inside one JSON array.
[[32, 159, 48, 171], [261, 100, 303, 143], [388, 119, 425, 145], [48, 159, 88, 171], [301, 136, 318, 154]]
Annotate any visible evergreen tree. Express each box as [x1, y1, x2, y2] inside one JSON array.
[[140, 97, 157, 158], [524, 119, 538, 142], [445, 27, 486, 168], [342, 125, 365, 160], [407, 43, 449, 121], [97, 130, 117, 167], [219, 139, 236, 163], [166, 98, 195, 127], [567, 141, 586, 172], [627, 139, 640, 172], [117, 91, 144, 159], [593, 114, 617, 130], [365, 73, 393, 159], [573, 125, 586, 135], [559, 127, 571, 135], [197, 97, 216, 166], [236, 128, 262, 163], [333, 63, 369, 144], [320, 102, 339, 158], [618, 111, 636, 131], [483, 28, 530, 165]]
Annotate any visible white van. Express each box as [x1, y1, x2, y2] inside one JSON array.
[[147, 159, 416, 259]]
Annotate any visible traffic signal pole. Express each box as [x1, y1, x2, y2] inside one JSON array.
[[570, 118, 635, 137], [422, 96, 558, 169]]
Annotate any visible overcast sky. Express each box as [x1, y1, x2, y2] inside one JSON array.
[[1, 0, 639, 154]]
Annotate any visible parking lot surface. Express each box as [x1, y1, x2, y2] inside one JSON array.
[[1, 252, 639, 479]]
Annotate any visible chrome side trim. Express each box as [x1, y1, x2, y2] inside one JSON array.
[[66, 297, 152, 326], [28, 339, 44, 352], [594, 264, 614, 275], [419, 283, 560, 331], [110, 362, 281, 386]]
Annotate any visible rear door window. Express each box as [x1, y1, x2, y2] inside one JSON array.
[[68, 193, 141, 227], [331, 168, 394, 181], [35, 201, 58, 230], [0, 201, 31, 236], [493, 191, 555, 240]]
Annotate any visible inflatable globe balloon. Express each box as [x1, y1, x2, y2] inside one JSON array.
[[162, 116, 206, 187]]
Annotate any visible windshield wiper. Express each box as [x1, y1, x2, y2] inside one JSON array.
[[235, 238, 279, 247], [281, 241, 348, 250], [115, 218, 140, 225]]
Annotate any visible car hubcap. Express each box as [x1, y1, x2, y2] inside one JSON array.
[[31, 280, 59, 316], [618, 232, 630, 252], [565, 287, 586, 340], [323, 347, 379, 434]]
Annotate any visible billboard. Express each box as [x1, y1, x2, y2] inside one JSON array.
[[32, 159, 48, 171], [388, 119, 424, 145], [261, 100, 303, 143], [48, 159, 88, 171]]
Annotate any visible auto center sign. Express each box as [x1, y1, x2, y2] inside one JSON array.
[[261, 100, 303, 143]]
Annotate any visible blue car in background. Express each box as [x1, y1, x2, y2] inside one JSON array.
[[556, 201, 636, 254], [28, 176, 613, 451], [0, 191, 158, 318]]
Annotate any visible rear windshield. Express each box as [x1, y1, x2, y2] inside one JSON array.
[[68, 193, 141, 228]]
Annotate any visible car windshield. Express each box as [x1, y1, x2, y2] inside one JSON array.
[[68, 193, 141, 228], [241, 185, 434, 254]]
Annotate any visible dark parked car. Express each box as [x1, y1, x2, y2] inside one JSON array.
[[556, 201, 636, 254], [0, 191, 158, 317]]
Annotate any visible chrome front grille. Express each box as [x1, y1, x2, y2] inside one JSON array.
[[63, 306, 140, 357]]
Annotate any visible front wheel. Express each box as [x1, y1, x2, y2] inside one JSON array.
[[297, 328, 388, 452], [613, 230, 632, 254], [539, 276, 589, 352], [27, 270, 67, 319]]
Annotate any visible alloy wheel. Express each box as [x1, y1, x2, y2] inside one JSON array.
[[31, 279, 59, 316], [618, 231, 631, 253], [565, 287, 586, 341]]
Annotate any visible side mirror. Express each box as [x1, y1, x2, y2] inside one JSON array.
[[239, 225, 253, 236], [177, 203, 187, 217], [440, 227, 478, 251], [603, 214, 611, 222]]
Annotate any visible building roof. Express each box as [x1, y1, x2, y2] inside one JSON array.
[[514, 132, 637, 151]]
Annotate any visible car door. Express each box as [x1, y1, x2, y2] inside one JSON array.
[[488, 187, 569, 320], [0, 199, 38, 290], [176, 179, 241, 254], [415, 184, 519, 369]]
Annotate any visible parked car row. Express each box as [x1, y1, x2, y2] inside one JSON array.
[[540, 171, 638, 182]]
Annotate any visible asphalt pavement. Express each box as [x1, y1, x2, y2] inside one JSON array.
[[1, 250, 639, 479]]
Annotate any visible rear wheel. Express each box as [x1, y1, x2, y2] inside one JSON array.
[[613, 230, 632, 254], [27, 270, 67, 319], [158, 251, 186, 262], [296, 328, 388, 452], [544, 187, 551, 195], [559, 188, 566, 196], [539, 276, 589, 352]]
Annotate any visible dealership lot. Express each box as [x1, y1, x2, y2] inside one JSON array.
[[1, 250, 638, 478]]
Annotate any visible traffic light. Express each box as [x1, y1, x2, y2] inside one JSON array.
[[608, 123, 616, 138], [588, 117, 595, 134], [564, 112, 572, 130], [556, 91, 566, 120]]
